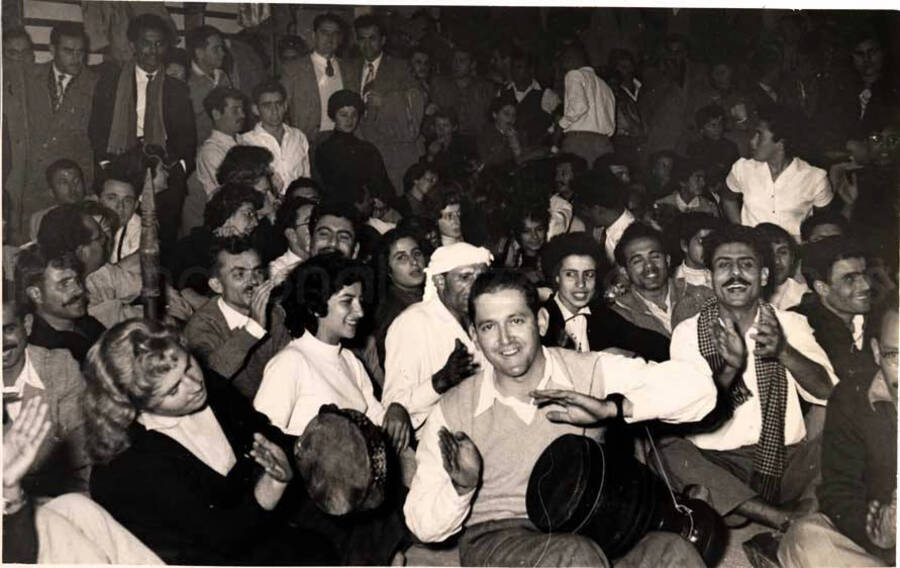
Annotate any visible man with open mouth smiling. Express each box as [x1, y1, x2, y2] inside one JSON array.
[[661, 224, 839, 532]]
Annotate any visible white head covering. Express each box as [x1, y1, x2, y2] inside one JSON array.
[[423, 243, 493, 302]]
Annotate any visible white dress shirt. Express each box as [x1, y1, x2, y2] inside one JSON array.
[[360, 53, 382, 92], [670, 307, 839, 451], [138, 406, 236, 477], [604, 208, 635, 264], [3, 351, 44, 421], [675, 262, 712, 289], [217, 297, 266, 340], [310, 52, 343, 132], [621, 78, 642, 103], [254, 332, 385, 435], [383, 297, 484, 430], [558, 66, 616, 136], [851, 314, 865, 350], [634, 286, 674, 334], [510, 79, 540, 103], [726, 157, 833, 240], [196, 130, 237, 197], [110, 214, 141, 264], [239, 122, 310, 192], [554, 293, 591, 352], [191, 60, 227, 87], [404, 346, 717, 542], [770, 277, 810, 311], [52, 64, 73, 97], [134, 66, 156, 137]]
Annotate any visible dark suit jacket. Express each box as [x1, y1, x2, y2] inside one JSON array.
[[541, 298, 671, 362], [89, 375, 301, 565], [346, 54, 425, 146], [88, 63, 196, 171], [280, 54, 353, 140], [24, 63, 98, 209]]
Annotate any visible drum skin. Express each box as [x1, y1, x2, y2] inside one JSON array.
[[295, 405, 387, 516], [526, 433, 726, 565]]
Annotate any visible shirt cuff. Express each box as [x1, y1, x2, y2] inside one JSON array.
[[244, 319, 267, 339]]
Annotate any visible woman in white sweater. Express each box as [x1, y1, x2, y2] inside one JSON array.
[[254, 252, 412, 452]]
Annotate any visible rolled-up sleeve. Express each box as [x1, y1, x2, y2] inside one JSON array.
[[779, 311, 839, 405], [558, 70, 587, 131], [725, 159, 748, 195], [404, 404, 475, 542], [592, 350, 716, 424]]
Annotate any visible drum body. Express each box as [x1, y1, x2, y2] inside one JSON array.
[[526, 434, 726, 565], [294, 405, 388, 516]]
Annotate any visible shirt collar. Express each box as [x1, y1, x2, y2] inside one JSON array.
[[633, 283, 672, 312], [554, 293, 591, 320], [210, 129, 238, 145], [295, 330, 343, 358], [311, 51, 335, 67], [474, 347, 573, 421], [364, 53, 383, 75], [509, 79, 541, 97], [608, 209, 635, 237], [675, 192, 700, 210], [138, 409, 183, 431], [135, 65, 157, 81], [868, 371, 895, 410], [4, 351, 45, 397], [217, 296, 250, 331], [52, 64, 71, 82]]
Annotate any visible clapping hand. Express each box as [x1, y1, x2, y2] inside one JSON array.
[[250, 433, 293, 483], [382, 403, 413, 453], [432, 339, 479, 394], [751, 304, 786, 359], [3, 397, 51, 491], [438, 427, 482, 494], [249, 279, 276, 329]]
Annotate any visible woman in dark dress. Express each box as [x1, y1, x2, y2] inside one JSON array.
[[84, 319, 335, 566]]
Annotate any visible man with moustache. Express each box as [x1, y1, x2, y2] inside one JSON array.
[[308, 201, 360, 259], [184, 237, 280, 389], [404, 269, 714, 566], [661, 225, 838, 530], [792, 236, 877, 386], [2, 292, 91, 496], [383, 243, 492, 431], [15, 248, 105, 365], [539, 233, 671, 361], [611, 222, 712, 338], [756, 223, 809, 311]]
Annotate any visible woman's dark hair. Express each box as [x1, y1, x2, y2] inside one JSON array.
[[203, 183, 263, 230], [423, 182, 463, 221], [375, 226, 426, 285], [216, 146, 273, 186], [403, 162, 436, 195], [281, 252, 371, 338]]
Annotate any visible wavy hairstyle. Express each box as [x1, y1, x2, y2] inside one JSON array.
[[83, 319, 189, 464]]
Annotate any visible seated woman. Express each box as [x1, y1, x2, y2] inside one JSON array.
[[85, 319, 335, 565], [477, 93, 524, 168], [502, 200, 550, 286], [316, 90, 395, 204], [424, 182, 466, 247]]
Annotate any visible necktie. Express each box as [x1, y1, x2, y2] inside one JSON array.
[[54, 72, 69, 111], [325, 58, 334, 78], [362, 62, 375, 96]]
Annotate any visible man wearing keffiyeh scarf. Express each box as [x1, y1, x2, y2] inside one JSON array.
[[660, 225, 837, 531]]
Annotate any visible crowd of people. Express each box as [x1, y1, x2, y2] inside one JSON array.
[[2, 6, 899, 567]]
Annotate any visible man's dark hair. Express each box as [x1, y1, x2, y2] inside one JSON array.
[[103, 147, 146, 193], [36, 204, 92, 259], [313, 12, 344, 33], [674, 212, 721, 249], [2, 285, 27, 321], [163, 46, 189, 69], [468, 268, 540, 323], [515, 202, 550, 235], [614, 222, 665, 268], [593, 153, 629, 174], [203, 86, 246, 120], [403, 162, 436, 194], [285, 177, 321, 200], [50, 22, 87, 47], [307, 200, 360, 239], [277, 35, 306, 58], [540, 233, 605, 284], [575, 169, 628, 210], [203, 183, 263, 230], [702, 224, 774, 274], [282, 252, 370, 337], [251, 79, 287, 106], [695, 104, 726, 129], [800, 236, 868, 286], [275, 195, 317, 237], [126, 13, 173, 44], [216, 146, 273, 186], [3, 26, 32, 46], [206, 235, 259, 276], [756, 104, 803, 160], [424, 183, 463, 221], [608, 48, 636, 70], [650, 149, 679, 168], [45, 158, 82, 187], [78, 200, 121, 235], [186, 25, 222, 60], [671, 156, 706, 185], [800, 210, 849, 242], [555, 153, 588, 177], [489, 92, 518, 116], [353, 14, 385, 36], [14, 247, 82, 310]]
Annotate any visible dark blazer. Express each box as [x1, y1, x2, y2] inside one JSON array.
[[540, 298, 671, 362], [346, 54, 425, 146], [280, 54, 353, 141], [24, 63, 98, 211], [89, 375, 313, 565], [88, 63, 196, 172]]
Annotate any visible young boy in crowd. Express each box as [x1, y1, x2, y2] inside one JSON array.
[[28, 160, 88, 242], [688, 104, 740, 184], [672, 212, 719, 289], [652, 157, 719, 227]]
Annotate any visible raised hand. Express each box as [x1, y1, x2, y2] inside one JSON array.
[[438, 427, 482, 494], [382, 403, 413, 453], [531, 389, 617, 425], [432, 339, 479, 394], [249, 280, 275, 329], [866, 495, 897, 549], [3, 397, 52, 490], [250, 433, 293, 483], [712, 315, 746, 370], [751, 304, 786, 359]]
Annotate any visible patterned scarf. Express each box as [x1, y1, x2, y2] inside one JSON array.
[[697, 296, 787, 503], [107, 62, 167, 155]]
